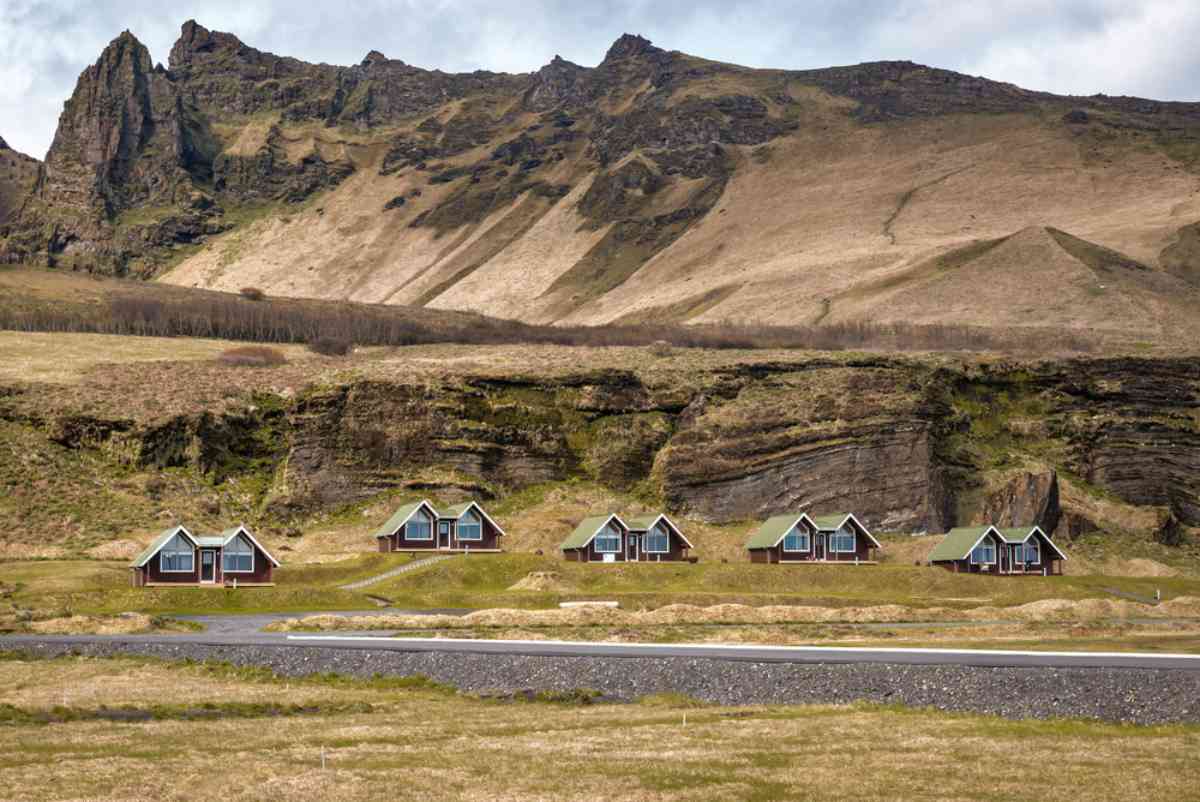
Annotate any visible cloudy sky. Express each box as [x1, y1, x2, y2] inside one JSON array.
[[2, 0, 1198, 158]]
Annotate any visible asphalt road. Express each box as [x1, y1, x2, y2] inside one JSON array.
[[1, 611, 1198, 670]]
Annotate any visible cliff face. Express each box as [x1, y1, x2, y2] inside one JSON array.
[[0, 137, 40, 233], [4, 31, 222, 275], [2, 353, 1196, 546], [3, 21, 1197, 338]]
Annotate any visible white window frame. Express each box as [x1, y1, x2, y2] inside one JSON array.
[[159, 533, 195, 573], [593, 524, 622, 554], [1023, 539, 1040, 564], [829, 526, 856, 553], [782, 525, 811, 553], [970, 541, 996, 564], [457, 509, 483, 542], [644, 522, 671, 554], [405, 509, 434, 541], [222, 535, 255, 574]]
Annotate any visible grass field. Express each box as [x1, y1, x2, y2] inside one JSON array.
[[4, 552, 1199, 620], [0, 653, 1196, 801]]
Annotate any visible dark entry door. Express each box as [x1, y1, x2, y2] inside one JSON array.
[[815, 534, 825, 561], [200, 550, 215, 583]]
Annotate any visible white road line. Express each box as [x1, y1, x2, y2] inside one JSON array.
[[285, 635, 1200, 661]]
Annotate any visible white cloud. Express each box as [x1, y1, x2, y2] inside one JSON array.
[[1, 0, 1197, 158]]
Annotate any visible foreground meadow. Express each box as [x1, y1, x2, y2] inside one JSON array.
[[0, 653, 1196, 802]]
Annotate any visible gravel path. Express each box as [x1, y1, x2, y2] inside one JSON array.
[[11, 639, 1200, 726], [339, 555, 457, 590]]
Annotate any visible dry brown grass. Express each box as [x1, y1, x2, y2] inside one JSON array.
[[0, 656, 1195, 802], [0, 331, 312, 385], [216, 345, 289, 367], [269, 595, 1200, 633]]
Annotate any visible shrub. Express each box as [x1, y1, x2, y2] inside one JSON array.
[[239, 287, 265, 301], [308, 335, 353, 357], [216, 346, 288, 368], [648, 340, 673, 358]]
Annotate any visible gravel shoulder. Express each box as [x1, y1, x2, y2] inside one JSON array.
[[8, 638, 1199, 726]]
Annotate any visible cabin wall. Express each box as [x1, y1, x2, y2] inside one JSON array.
[[443, 514, 502, 550], [223, 544, 274, 584], [143, 549, 201, 584], [628, 530, 689, 562]]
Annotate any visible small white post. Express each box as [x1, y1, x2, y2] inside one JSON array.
[[683, 712, 687, 727], [321, 746, 326, 770], [1156, 588, 1162, 603]]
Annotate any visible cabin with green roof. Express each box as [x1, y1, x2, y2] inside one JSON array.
[[130, 524, 279, 587], [623, 514, 693, 562], [561, 514, 632, 562], [746, 512, 880, 564], [375, 499, 504, 553], [930, 524, 1066, 575]]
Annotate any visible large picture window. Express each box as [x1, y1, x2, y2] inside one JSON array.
[[830, 526, 856, 553], [159, 533, 194, 573], [644, 522, 670, 553], [222, 535, 254, 573], [594, 523, 622, 554], [782, 525, 810, 552], [1023, 540, 1040, 563], [970, 541, 996, 564], [406, 509, 433, 541], [458, 509, 483, 541]]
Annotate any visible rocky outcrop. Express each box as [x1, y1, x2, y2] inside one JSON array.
[[2, 31, 218, 273], [0, 137, 39, 230], [213, 125, 354, 203], [656, 364, 949, 531], [978, 470, 1061, 532]]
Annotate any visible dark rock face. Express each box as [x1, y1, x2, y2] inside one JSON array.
[[978, 470, 1061, 532], [3, 31, 217, 272], [656, 364, 948, 531], [213, 125, 355, 203]]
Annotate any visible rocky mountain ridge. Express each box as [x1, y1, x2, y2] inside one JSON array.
[[2, 21, 1199, 334]]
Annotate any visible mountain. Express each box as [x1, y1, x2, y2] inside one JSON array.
[[0, 136, 39, 234], [3, 21, 1200, 337]]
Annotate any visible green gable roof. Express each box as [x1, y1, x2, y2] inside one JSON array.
[[130, 526, 192, 567], [996, 527, 1034, 543], [929, 526, 996, 562], [373, 501, 434, 539], [746, 514, 803, 549], [810, 513, 850, 530], [625, 515, 659, 531], [561, 515, 618, 551], [441, 502, 472, 517]]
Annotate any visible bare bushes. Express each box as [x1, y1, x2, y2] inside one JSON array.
[[0, 285, 1101, 357], [239, 287, 266, 301], [216, 346, 288, 367], [307, 335, 353, 357]]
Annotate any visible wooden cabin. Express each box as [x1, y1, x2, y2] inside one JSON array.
[[929, 525, 1067, 575], [375, 499, 505, 553], [130, 525, 279, 587], [622, 514, 693, 562], [746, 512, 880, 564], [560, 514, 632, 562]]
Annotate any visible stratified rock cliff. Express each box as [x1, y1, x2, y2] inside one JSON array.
[[2, 351, 1195, 546]]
